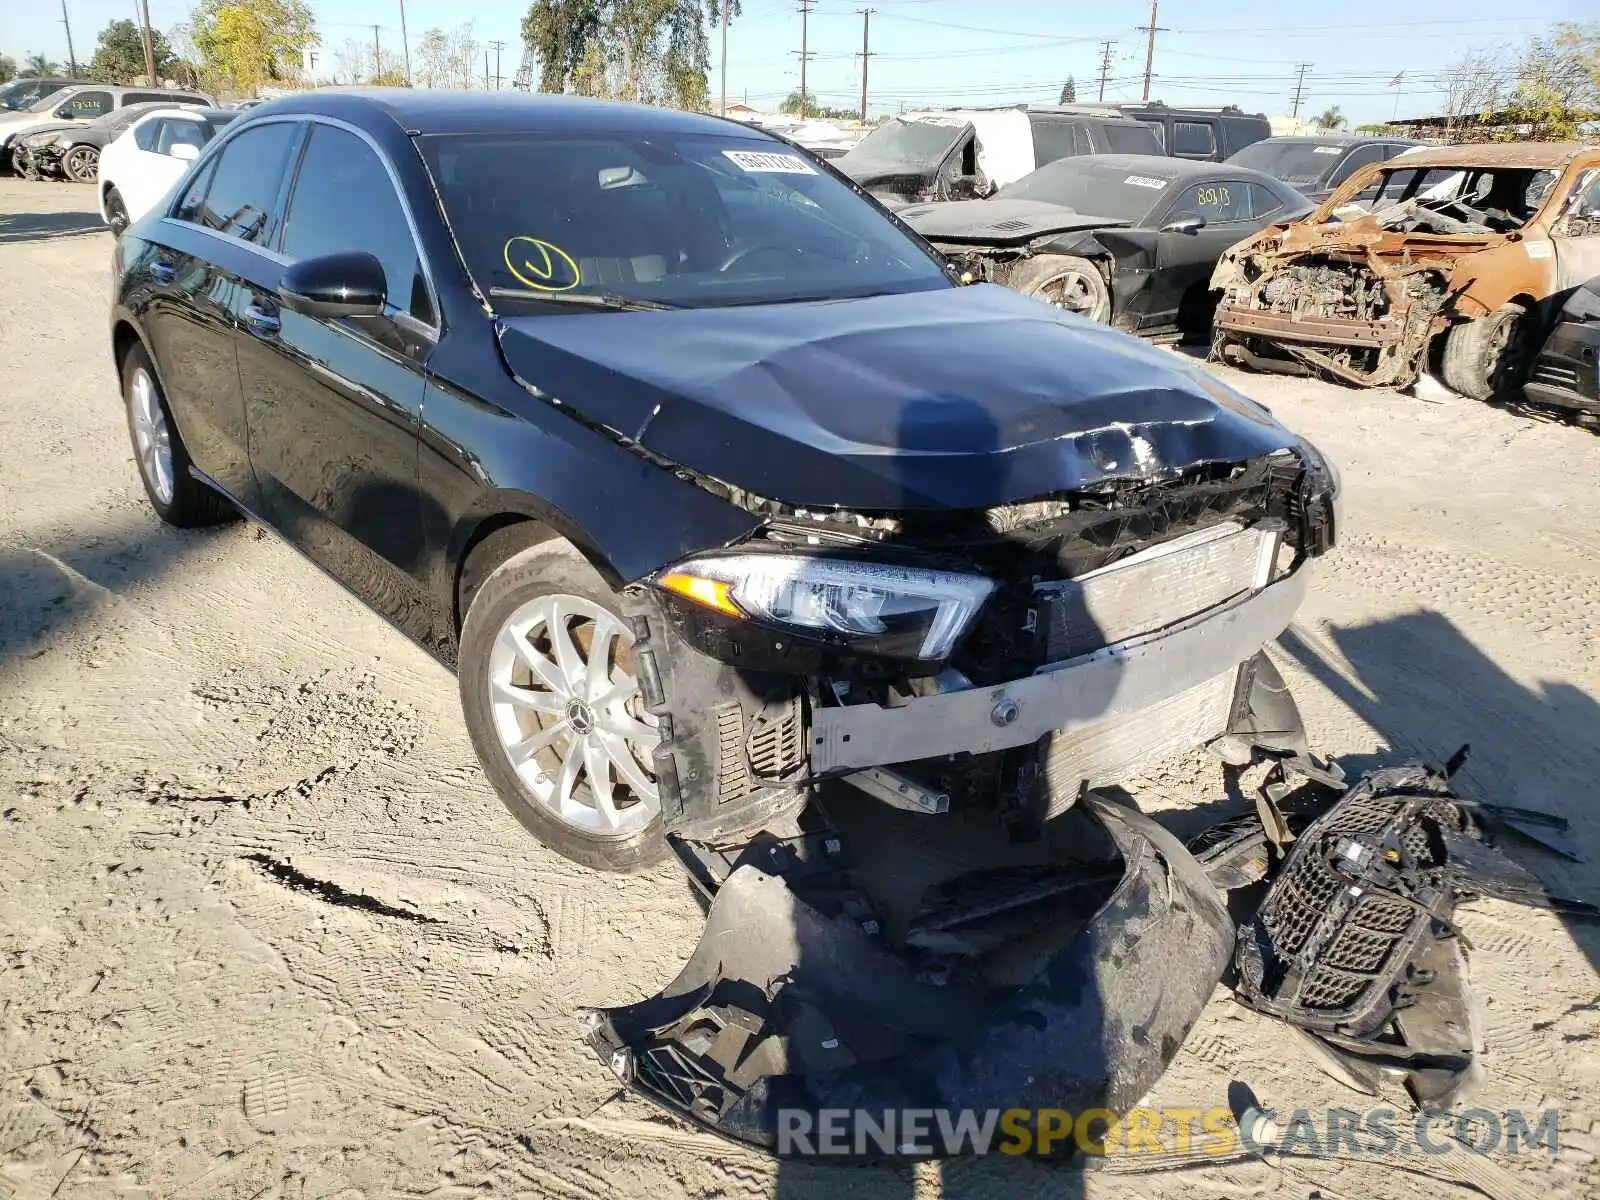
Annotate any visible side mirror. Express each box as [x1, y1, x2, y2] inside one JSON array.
[[169, 142, 200, 162], [278, 251, 387, 319], [55, 106, 78, 119], [1161, 213, 1206, 234]]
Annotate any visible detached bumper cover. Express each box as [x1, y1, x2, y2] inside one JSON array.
[[579, 791, 1233, 1159], [810, 565, 1308, 773]]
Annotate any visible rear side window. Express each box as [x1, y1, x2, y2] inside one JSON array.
[[1173, 121, 1217, 158], [1101, 121, 1163, 154], [281, 124, 433, 324], [1029, 118, 1081, 168], [174, 120, 298, 243], [1248, 182, 1286, 218]]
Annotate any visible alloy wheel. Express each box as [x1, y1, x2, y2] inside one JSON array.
[[129, 367, 174, 505], [1035, 268, 1105, 319], [64, 146, 98, 184], [486, 594, 660, 836]]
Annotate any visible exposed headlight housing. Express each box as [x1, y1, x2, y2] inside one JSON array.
[[1293, 436, 1341, 554], [657, 553, 994, 662]]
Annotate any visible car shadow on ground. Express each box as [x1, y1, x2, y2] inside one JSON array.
[[0, 209, 106, 244]]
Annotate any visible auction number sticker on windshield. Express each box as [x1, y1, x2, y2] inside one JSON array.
[[1313, 145, 1343, 154], [722, 149, 816, 174], [1124, 174, 1167, 189]]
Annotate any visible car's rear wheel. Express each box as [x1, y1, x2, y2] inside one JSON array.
[[1008, 254, 1112, 323], [1439, 303, 1533, 402], [458, 542, 667, 871], [122, 343, 233, 527], [104, 186, 130, 236], [62, 145, 99, 184]]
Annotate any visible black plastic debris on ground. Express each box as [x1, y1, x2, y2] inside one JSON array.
[[1230, 750, 1595, 1106]]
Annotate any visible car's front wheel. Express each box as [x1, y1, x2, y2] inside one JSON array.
[[1009, 254, 1112, 323], [458, 542, 667, 871], [1439, 303, 1533, 401], [62, 145, 99, 184], [122, 343, 233, 527]]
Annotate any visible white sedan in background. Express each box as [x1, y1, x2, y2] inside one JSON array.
[[97, 106, 237, 235]]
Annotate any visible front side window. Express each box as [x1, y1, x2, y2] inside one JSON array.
[[282, 124, 433, 323], [60, 91, 112, 120], [1173, 121, 1218, 158], [1331, 145, 1386, 188], [174, 120, 299, 243], [1100, 121, 1162, 154], [1137, 117, 1167, 151], [1029, 119, 1079, 169], [1172, 179, 1252, 223], [420, 131, 949, 310], [133, 118, 161, 152]]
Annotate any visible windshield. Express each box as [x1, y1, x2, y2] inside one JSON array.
[[1000, 158, 1173, 223], [1330, 163, 1560, 234], [1, 81, 60, 111], [26, 88, 76, 114], [1228, 140, 1346, 186], [844, 117, 966, 166], [420, 130, 950, 311]]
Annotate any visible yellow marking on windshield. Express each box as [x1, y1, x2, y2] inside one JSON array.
[[503, 236, 582, 292]]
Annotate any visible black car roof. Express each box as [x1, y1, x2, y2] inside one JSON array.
[[246, 88, 765, 139], [1255, 134, 1418, 146], [1061, 153, 1242, 180]]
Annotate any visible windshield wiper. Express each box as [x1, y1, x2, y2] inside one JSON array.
[[489, 288, 679, 312]]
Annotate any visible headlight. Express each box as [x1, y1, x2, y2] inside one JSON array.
[[657, 553, 994, 661], [1296, 436, 1340, 498]]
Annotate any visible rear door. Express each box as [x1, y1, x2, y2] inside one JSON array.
[[134, 117, 302, 509], [233, 119, 440, 636]]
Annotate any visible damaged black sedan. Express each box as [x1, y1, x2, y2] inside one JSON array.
[[900, 154, 1311, 341], [112, 91, 1340, 1153]]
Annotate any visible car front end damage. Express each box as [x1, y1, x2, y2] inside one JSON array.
[[1210, 232, 1464, 388]]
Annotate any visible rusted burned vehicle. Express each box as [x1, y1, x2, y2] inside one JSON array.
[[1210, 142, 1600, 400]]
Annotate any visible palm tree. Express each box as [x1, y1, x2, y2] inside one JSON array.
[[22, 52, 58, 78], [1315, 105, 1346, 131]]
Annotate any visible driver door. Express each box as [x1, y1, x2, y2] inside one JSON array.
[[1147, 178, 1261, 328]]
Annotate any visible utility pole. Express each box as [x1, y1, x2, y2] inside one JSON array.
[[719, 0, 730, 115], [856, 8, 873, 122], [1138, 0, 1166, 103], [1095, 39, 1114, 102], [138, 0, 157, 84], [398, 0, 412, 84], [489, 39, 506, 89], [1290, 62, 1311, 118], [795, 0, 814, 119], [61, 0, 79, 76], [484, 51, 491, 91], [372, 24, 382, 80]]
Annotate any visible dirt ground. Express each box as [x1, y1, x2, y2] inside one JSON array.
[[2, 178, 1598, 1200]]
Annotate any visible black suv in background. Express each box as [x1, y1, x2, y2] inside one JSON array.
[[836, 104, 1162, 206], [1108, 103, 1271, 162]]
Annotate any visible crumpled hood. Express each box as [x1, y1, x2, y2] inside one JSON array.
[[495, 283, 1296, 511], [898, 198, 1127, 244], [835, 153, 938, 190]]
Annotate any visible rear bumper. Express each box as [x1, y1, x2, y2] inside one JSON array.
[[1525, 320, 1600, 415], [810, 564, 1307, 773]]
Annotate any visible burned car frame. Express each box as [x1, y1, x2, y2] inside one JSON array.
[[1211, 142, 1600, 399]]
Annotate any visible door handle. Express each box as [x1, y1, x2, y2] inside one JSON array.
[[151, 260, 175, 285], [244, 305, 281, 337]]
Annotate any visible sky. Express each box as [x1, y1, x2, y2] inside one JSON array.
[[2, 0, 1592, 127]]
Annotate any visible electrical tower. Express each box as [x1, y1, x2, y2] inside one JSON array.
[[513, 44, 536, 91], [1095, 40, 1115, 102], [1290, 63, 1312, 117]]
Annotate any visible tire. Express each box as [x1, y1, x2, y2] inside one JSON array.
[[104, 187, 130, 237], [121, 343, 234, 527], [1008, 254, 1112, 324], [62, 144, 99, 184], [458, 542, 667, 871], [1439, 303, 1533, 402]]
